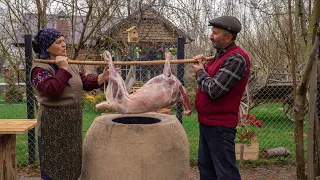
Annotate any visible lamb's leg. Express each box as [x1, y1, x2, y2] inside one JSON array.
[[103, 51, 127, 101], [178, 84, 192, 116], [125, 65, 136, 93], [95, 101, 116, 111], [163, 51, 173, 77]]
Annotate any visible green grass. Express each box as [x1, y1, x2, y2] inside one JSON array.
[[0, 102, 28, 118], [251, 103, 296, 151], [0, 100, 306, 167], [0, 78, 4, 83], [82, 109, 99, 139], [181, 114, 199, 165], [249, 103, 308, 164]]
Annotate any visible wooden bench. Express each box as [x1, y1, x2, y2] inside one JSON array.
[[0, 119, 37, 180]]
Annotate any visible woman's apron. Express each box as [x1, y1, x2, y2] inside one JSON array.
[[39, 104, 82, 180]]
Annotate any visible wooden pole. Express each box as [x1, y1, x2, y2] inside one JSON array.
[[24, 35, 36, 165], [33, 56, 214, 66], [176, 38, 185, 124], [307, 56, 317, 180]]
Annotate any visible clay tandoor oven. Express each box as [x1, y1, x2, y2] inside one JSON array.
[[80, 112, 190, 180]]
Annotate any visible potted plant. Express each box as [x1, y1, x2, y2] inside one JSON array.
[[235, 114, 263, 166]]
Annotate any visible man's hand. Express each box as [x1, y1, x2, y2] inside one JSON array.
[[192, 54, 206, 76]]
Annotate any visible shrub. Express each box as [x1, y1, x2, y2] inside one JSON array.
[[2, 86, 24, 103], [3, 66, 24, 103], [82, 91, 107, 112]]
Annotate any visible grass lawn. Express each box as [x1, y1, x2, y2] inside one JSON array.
[[249, 103, 308, 164], [0, 98, 306, 166], [0, 78, 4, 83], [181, 114, 199, 165]]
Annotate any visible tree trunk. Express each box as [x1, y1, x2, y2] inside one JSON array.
[[295, 90, 307, 180], [35, 0, 47, 30], [288, 0, 297, 104], [294, 30, 320, 180]]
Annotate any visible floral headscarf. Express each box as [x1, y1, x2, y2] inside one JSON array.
[[32, 28, 62, 59]]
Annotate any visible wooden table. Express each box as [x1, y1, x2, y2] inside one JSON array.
[[0, 119, 37, 180]]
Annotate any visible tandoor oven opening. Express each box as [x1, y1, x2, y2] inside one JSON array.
[[112, 116, 161, 124]]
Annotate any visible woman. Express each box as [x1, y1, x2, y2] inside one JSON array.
[[31, 28, 109, 179]]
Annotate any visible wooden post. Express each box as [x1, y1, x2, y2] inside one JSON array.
[[315, 110, 320, 177], [176, 38, 185, 124], [0, 135, 17, 180], [25, 35, 36, 165], [307, 57, 317, 180], [317, 64, 320, 176]]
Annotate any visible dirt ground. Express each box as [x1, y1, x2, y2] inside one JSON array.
[[189, 164, 297, 180], [18, 164, 296, 180]]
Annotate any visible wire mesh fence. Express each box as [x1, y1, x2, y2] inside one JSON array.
[[0, 44, 315, 168], [0, 4, 317, 171]]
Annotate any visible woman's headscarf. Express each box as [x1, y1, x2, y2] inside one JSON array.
[[32, 28, 62, 59]]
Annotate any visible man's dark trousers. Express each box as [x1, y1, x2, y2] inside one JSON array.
[[198, 123, 241, 180]]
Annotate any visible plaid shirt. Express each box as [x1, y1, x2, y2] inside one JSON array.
[[196, 42, 248, 99]]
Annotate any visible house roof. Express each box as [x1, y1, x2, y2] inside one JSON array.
[[126, 26, 138, 32], [102, 7, 194, 43]]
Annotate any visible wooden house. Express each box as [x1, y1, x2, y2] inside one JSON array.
[[99, 7, 193, 56], [98, 7, 193, 81]]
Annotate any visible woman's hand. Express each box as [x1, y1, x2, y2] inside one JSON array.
[[55, 56, 69, 70], [97, 66, 121, 85], [98, 66, 110, 85]]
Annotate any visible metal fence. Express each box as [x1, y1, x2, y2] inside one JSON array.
[[0, 38, 316, 169]]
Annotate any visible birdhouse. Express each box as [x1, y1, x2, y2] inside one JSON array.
[[126, 26, 139, 42]]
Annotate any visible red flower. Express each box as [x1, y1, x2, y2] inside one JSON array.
[[245, 119, 251, 124], [243, 132, 254, 137], [245, 119, 255, 125], [236, 114, 262, 144], [255, 120, 263, 128]]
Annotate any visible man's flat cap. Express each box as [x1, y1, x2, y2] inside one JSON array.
[[209, 16, 241, 33]]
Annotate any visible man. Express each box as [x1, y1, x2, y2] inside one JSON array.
[[192, 16, 250, 180]]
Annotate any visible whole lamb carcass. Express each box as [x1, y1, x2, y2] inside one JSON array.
[[95, 50, 192, 116]]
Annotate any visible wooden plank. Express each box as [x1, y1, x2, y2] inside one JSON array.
[[0, 120, 37, 134], [0, 134, 17, 180]]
